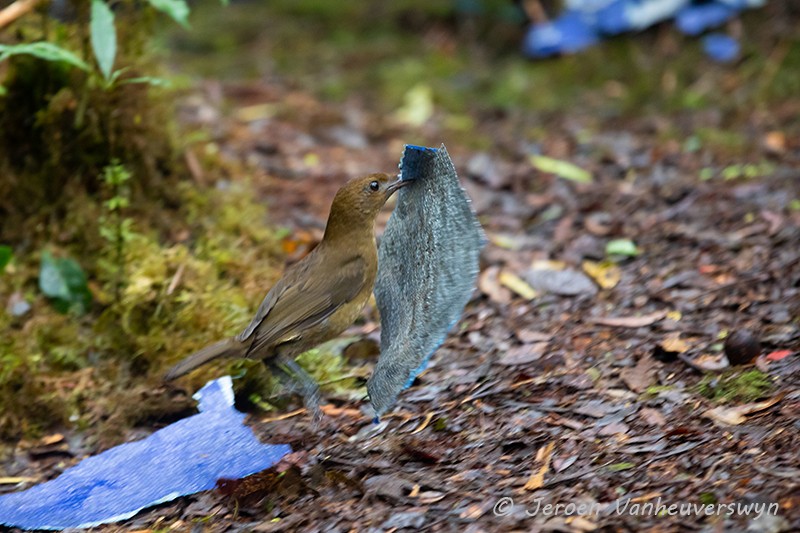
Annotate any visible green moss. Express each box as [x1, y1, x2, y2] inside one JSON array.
[[0, 169, 292, 440], [697, 370, 773, 404], [0, 7, 182, 242], [295, 337, 365, 398], [0, 314, 68, 440]]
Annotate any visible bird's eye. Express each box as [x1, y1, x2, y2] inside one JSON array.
[[369, 180, 380, 192]]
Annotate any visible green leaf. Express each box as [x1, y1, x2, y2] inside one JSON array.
[[530, 155, 592, 184], [607, 462, 635, 472], [699, 167, 714, 181], [699, 492, 717, 505], [90, 0, 117, 81], [683, 135, 701, 153], [0, 42, 90, 71], [0, 245, 12, 271], [606, 239, 639, 257], [39, 251, 92, 314], [120, 76, 172, 88], [147, 0, 190, 28]]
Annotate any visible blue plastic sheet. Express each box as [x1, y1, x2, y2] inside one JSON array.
[[523, 0, 765, 62], [0, 377, 290, 530]]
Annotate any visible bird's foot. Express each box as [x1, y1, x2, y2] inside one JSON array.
[[272, 358, 323, 422]]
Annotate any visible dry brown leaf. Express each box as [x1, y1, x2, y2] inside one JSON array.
[[459, 502, 489, 520], [629, 491, 664, 503], [261, 408, 306, 422], [526, 267, 597, 296], [763, 130, 786, 153], [39, 433, 65, 446], [598, 422, 629, 436], [523, 441, 555, 491], [515, 329, 552, 343], [620, 355, 657, 393], [639, 407, 666, 426], [478, 265, 512, 305], [703, 394, 785, 425], [660, 334, 691, 353], [588, 311, 666, 328], [409, 412, 435, 435], [417, 490, 446, 504], [566, 516, 599, 531], [499, 342, 547, 366], [319, 405, 367, 418], [688, 353, 730, 371]]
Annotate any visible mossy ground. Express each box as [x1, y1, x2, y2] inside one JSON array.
[[697, 369, 774, 404]]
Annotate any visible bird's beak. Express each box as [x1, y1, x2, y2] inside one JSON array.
[[386, 179, 411, 195]]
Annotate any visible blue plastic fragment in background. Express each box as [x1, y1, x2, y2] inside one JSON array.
[[522, 0, 766, 62], [597, 0, 687, 34], [593, 0, 636, 35], [0, 377, 290, 530], [676, 2, 736, 35], [522, 10, 598, 58], [702, 33, 740, 62]]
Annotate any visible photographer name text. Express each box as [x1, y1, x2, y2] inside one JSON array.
[[493, 496, 779, 518]]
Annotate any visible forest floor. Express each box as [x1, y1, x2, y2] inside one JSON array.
[[150, 73, 800, 533], [2, 1, 800, 532]]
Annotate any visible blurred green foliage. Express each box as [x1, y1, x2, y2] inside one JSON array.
[[39, 251, 92, 315], [167, 0, 800, 125]]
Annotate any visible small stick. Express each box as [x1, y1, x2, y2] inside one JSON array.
[[522, 0, 548, 23], [0, 0, 42, 30]]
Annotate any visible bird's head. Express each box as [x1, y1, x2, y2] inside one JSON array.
[[324, 173, 409, 239]]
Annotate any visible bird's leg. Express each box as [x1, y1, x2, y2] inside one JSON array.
[[284, 359, 322, 421], [266, 353, 322, 422]]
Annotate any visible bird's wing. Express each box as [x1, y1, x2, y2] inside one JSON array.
[[236, 253, 368, 355]]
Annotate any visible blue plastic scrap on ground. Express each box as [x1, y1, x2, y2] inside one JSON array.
[[523, 0, 765, 62], [0, 377, 290, 530]]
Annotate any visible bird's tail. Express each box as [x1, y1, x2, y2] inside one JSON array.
[[163, 338, 243, 380]]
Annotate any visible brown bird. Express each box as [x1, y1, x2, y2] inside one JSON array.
[[164, 172, 409, 412]]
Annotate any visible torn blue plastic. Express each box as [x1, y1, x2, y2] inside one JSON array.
[[368, 144, 485, 418], [0, 377, 290, 530], [522, 10, 598, 58], [522, 0, 765, 62], [604, 0, 686, 32], [702, 33, 740, 62], [676, 2, 735, 35], [400, 145, 439, 181]]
